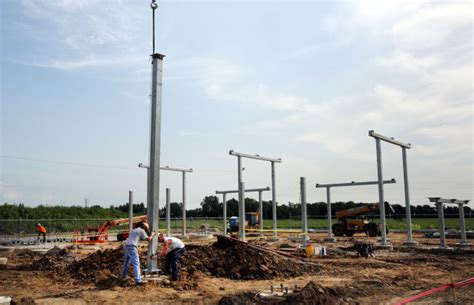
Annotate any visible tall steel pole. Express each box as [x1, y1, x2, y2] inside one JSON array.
[[146, 1, 164, 271], [375, 138, 388, 246], [271, 161, 277, 238]]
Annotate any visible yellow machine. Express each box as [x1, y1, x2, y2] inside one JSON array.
[[332, 202, 394, 237], [228, 212, 260, 233]]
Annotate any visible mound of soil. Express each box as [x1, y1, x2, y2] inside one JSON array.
[[68, 246, 146, 283], [182, 236, 319, 280], [219, 281, 341, 305], [19, 247, 75, 271]]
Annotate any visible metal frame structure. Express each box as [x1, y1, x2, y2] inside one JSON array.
[[229, 150, 282, 238], [216, 187, 270, 239], [369, 130, 415, 246], [428, 197, 470, 249], [139, 163, 192, 237], [316, 179, 397, 242]]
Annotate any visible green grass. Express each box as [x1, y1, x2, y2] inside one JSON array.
[[156, 218, 474, 231]]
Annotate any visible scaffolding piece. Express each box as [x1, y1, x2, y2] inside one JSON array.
[[429, 197, 470, 248], [316, 178, 396, 242], [216, 187, 270, 237], [229, 150, 282, 238], [139, 163, 193, 237], [166, 188, 171, 236], [128, 191, 133, 232], [369, 130, 415, 246]]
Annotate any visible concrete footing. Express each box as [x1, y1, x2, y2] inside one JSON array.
[[374, 244, 393, 251], [403, 240, 419, 246]]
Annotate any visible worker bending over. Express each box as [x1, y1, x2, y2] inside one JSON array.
[[121, 222, 155, 285], [36, 223, 46, 243], [158, 233, 185, 281]]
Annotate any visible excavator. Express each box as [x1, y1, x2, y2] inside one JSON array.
[[73, 215, 148, 244], [332, 202, 396, 237]]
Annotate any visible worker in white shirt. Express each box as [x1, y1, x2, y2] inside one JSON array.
[[158, 233, 185, 281]]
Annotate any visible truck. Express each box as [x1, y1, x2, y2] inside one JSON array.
[[332, 202, 395, 237]]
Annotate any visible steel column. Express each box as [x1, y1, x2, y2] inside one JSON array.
[[375, 138, 388, 246], [239, 182, 246, 241], [128, 191, 133, 232], [458, 203, 468, 245], [436, 202, 447, 249], [402, 147, 416, 244], [326, 187, 333, 239], [271, 161, 277, 238], [166, 188, 171, 236], [259, 191, 263, 237], [147, 53, 165, 272], [300, 177, 308, 246], [222, 193, 227, 236], [182, 172, 186, 237]]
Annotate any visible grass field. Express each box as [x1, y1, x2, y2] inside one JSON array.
[[160, 217, 474, 231]]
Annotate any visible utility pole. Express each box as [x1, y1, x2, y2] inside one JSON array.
[[147, 0, 165, 273]]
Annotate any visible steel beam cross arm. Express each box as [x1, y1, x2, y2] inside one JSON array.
[[315, 178, 396, 188], [216, 187, 270, 195], [229, 150, 282, 163], [369, 130, 411, 149]]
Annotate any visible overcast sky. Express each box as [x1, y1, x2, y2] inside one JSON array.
[[1, 0, 472, 210]]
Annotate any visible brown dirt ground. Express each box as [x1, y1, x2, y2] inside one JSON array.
[[0, 232, 473, 304]]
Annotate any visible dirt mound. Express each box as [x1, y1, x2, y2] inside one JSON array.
[[11, 296, 36, 305], [68, 246, 146, 283], [18, 247, 75, 271], [219, 282, 341, 305], [7, 248, 43, 265], [182, 236, 319, 280]]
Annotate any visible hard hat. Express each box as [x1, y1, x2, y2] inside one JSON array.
[[141, 222, 150, 231]]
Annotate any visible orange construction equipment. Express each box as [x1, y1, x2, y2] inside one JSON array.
[[73, 215, 148, 244]]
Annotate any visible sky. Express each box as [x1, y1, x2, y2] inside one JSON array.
[[1, 0, 473, 210]]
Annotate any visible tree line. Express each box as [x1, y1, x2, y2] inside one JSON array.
[[1, 197, 471, 220]]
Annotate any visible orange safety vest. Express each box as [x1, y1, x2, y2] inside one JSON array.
[[38, 225, 46, 233]]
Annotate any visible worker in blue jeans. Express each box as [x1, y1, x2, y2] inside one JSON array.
[[158, 233, 185, 281], [121, 222, 155, 285]]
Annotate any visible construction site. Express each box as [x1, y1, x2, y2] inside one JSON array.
[[1, 1, 473, 304]]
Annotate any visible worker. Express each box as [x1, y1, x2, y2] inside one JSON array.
[[120, 222, 155, 285], [36, 223, 46, 243], [158, 233, 185, 281]]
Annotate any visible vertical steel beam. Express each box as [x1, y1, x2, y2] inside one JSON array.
[[259, 191, 264, 237], [147, 53, 165, 272], [375, 138, 388, 246], [128, 191, 133, 232], [436, 201, 447, 249], [324, 187, 336, 242], [402, 147, 416, 245], [271, 161, 277, 238], [182, 172, 186, 237], [239, 182, 246, 241], [222, 193, 227, 236], [300, 177, 308, 246], [166, 188, 170, 236], [458, 203, 469, 245]]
